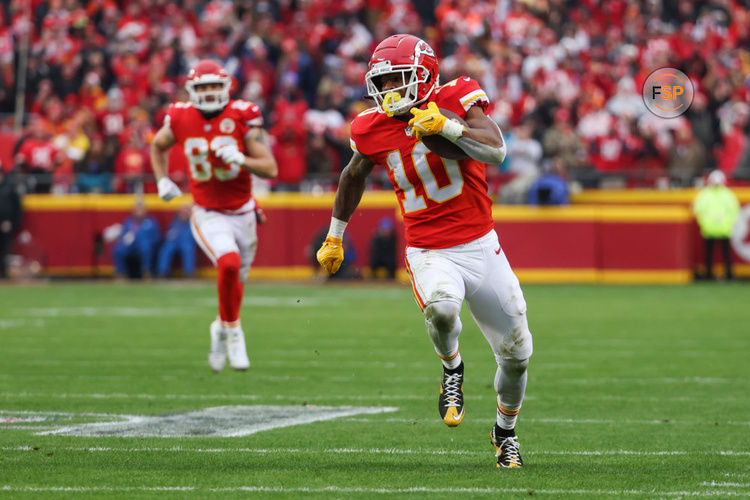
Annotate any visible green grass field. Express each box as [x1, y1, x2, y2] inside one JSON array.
[[1, 281, 749, 498]]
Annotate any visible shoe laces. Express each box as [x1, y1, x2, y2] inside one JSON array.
[[442, 372, 463, 407], [497, 435, 522, 464]]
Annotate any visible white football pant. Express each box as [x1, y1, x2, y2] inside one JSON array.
[[190, 200, 258, 280], [405, 229, 533, 363]]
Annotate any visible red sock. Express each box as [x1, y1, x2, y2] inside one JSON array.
[[217, 252, 241, 324]]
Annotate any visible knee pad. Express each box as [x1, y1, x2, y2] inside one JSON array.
[[424, 301, 461, 335]]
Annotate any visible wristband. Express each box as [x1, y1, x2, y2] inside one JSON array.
[[440, 119, 465, 143], [328, 217, 348, 239]]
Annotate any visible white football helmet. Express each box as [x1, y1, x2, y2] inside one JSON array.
[[185, 60, 231, 112]]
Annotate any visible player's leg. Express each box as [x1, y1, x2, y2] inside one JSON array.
[[190, 206, 245, 371], [230, 210, 258, 311], [218, 210, 258, 369], [464, 238, 532, 468], [405, 248, 466, 426]]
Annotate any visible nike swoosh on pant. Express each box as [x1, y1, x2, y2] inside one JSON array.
[[495, 247, 501, 254]]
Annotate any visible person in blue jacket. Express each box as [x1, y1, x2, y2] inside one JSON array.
[[528, 160, 570, 205], [156, 205, 196, 278], [113, 202, 161, 278]]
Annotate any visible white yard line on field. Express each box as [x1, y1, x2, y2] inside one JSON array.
[[0, 373, 309, 382], [3, 390, 750, 404], [0, 319, 45, 329], [0, 409, 136, 418], [0, 391, 484, 402], [342, 416, 750, 426], [1, 485, 749, 497], [562, 377, 745, 385], [194, 297, 323, 307], [23, 307, 203, 317], [0, 425, 56, 430], [2, 446, 749, 457]]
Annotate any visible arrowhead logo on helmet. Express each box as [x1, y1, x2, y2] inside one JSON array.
[[185, 60, 231, 113], [365, 34, 439, 117]]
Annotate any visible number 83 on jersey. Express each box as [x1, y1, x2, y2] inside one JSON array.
[[184, 136, 241, 182]]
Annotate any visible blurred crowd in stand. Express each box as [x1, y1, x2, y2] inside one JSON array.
[[1, 0, 750, 203]]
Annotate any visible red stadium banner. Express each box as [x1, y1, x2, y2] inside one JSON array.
[[16, 192, 750, 283]]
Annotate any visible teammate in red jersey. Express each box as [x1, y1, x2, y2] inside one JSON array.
[[150, 60, 278, 372], [316, 35, 533, 468]]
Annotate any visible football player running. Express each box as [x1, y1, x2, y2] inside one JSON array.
[[316, 35, 533, 468], [151, 60, 278, 372]]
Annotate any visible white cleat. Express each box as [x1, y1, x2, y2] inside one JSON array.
[[208, 320, 227, 373], [226, 326, 250, 371]]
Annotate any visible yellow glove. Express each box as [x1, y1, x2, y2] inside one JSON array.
[[409, 102, 465, 141], [316, 235, 344, 274], [408, 102, 448, 140]]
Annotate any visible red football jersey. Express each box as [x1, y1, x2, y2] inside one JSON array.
[[350, 77, 494, 249], [166, 100, 263, 211]]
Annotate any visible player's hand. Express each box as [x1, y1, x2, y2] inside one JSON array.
[[157, 177, 182, 201], [409, 102, 448, 140], [408, 102, 465, 141], [255, 207, 267, 225], [215, 144, 246, 166], [316, 235, 344, 274]]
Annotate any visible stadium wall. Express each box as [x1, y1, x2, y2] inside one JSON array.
[[18, 192, 750, 283]]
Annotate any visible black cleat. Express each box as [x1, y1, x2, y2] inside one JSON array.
[[438, 362, 464, 426], [490, 426, 523, 468]]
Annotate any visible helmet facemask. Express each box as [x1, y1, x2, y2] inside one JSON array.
[[186, 77, 230, 113], [366, 62, 435, 117]]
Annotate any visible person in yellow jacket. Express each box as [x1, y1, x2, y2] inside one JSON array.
[[692, 170, 741, 279]]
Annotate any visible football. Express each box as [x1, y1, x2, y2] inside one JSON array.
[[419, 108, 469, 160]]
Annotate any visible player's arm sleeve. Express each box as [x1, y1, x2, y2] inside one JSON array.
[[332, 150, 375, 222], [440, 78, 504, 164], [150, 121, 176, 180], [455, 106, 506, 164]]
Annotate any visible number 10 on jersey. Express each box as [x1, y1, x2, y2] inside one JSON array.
[[387, 142, 464, 213]]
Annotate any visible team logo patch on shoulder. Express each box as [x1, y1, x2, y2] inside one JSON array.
[[220, 118, 236, 134]]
